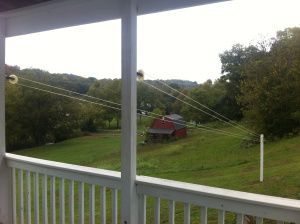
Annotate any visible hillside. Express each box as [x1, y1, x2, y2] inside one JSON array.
[[165, 79, 198, 89], [15, 126, 300, 200], [6, 65, 202, 151], [6, 65, 198, 93], [12, 124, 300, 223], [6, 65, 97, 93]]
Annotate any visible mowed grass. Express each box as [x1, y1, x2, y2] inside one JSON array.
[[13, 126, 300, 223], [16, 127, 300, 199], [15, 132, 121, 168]]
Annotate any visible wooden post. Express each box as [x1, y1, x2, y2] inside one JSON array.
[[120, 0, 138, 223], [0, 18, 13, 224], [260, 134, 264, 182]]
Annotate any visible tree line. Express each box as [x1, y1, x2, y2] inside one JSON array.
[[4, 27, 300, 151], [4, 65, 191, 151], [181, 27, 300, 139]]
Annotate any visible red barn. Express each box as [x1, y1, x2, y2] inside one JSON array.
[[147, 114, 187, 140]]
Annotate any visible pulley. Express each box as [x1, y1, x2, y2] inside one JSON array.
[[137, 69, 144, 82], [6, 74, 19, 84]]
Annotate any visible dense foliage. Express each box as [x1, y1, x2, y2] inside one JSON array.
[[5, 66, 100, 150], [182, 27, 300, 138], [238, 28, 300, 137], [4, 27, 300, 150], [4, 66, 194, 151]]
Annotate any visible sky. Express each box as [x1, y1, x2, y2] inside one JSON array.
[[5, 0, 300, 84]]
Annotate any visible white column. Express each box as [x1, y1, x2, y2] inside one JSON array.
[[260, 134, 264, 182], [120, 0, 138, 223], [0, 18, 13, 224]]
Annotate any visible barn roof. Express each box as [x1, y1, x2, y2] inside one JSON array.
[[165, 114, 183, 120], [164, 114, 186, 130], [172, 119, 186, 130], [148, 128, 174, 135]]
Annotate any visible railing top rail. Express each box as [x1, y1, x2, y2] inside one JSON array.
[[5, 153, 300, 222], [137, 175, 300, 210], [137, 175, 300, 222], [5, 153, 121, 189]]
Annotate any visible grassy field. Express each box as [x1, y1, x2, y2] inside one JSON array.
[[13, 125, 300, 223]]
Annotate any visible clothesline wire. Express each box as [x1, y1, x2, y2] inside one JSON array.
[[19, 76, 121, 106], [141, 80, 258, 138], [147, 75, 258, 137], [18, 77, 250, 138], [16, 82, 251, 140], [141, 113, 251, 140]]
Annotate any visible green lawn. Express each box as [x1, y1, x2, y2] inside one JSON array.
[[15, 127, 300, 199], [13, 125, 300, 223]]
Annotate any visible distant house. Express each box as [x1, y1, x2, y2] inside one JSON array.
[[147, 114, 187, 140]]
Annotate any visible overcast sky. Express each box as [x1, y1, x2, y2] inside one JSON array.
[[5, 0, 300, 83]]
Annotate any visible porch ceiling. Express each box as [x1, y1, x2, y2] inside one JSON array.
[[0, 0, 51, 12], [0, 0, 229, 37]]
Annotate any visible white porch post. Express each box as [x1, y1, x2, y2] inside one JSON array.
[[121, 0, 138, 224], [0, 18, 13, 224]]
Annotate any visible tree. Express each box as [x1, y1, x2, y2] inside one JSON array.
[[5, 66, 95, 150], [219, 44, 261, 120], [88, 79, 121, 128], [181, 80, 226, 123], [238, 27, 300, 137]]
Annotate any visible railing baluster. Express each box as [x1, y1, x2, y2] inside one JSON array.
[[168, 200, 175, 224], [218, 210, 225, 224], [100, 186, 106, 224], [50, 176, 56, 224], [26, 171, 31, 224], [79, 182, 84, 224], [154, 197, 160, 224], [200, 207, 207, 224], [59, 178, 65, 224], [256, 217, 263, 224], [69, 180, 74, 224], [12, 168, 16, 224], [138, 194, 146, 224], [236, 214, 244, 224], [19, 169, 24, 224], [89, 184, 95, 224], [111, 189, 118, 224], [42, 174, 48, 224], [184, 203, 190, 224], [34, 172, 39, 224]]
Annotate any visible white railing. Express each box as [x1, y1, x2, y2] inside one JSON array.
[[6, 153, 121, 224], [5, 153, 300, 224], [136, 176, 300, 224]]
